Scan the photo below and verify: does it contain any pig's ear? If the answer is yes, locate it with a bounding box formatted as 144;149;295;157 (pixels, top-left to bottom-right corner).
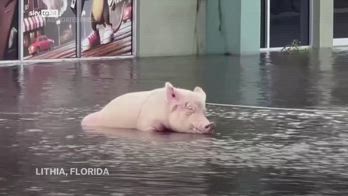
165;82;180;102
194;86;206;101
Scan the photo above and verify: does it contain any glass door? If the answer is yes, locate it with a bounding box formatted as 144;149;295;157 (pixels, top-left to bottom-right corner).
261;0;310;49
333;0;348;46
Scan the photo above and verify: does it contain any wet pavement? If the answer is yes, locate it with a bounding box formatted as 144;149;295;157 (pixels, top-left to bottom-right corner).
1;49;348;195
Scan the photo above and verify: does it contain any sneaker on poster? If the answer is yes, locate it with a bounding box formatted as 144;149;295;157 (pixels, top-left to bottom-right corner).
100;25;114;45
82;31;100;51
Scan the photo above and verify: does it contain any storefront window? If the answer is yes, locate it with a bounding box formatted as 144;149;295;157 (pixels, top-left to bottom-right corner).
261;0;309;48
23;0;77;60
81;0;133;57
0;0;134;62
334;0;348;38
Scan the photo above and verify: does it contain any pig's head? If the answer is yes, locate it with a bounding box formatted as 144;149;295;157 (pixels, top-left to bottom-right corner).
165;82;214;134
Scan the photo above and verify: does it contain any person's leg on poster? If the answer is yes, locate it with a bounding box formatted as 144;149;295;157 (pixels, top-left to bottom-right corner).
82;0;114;51
100;0;113;44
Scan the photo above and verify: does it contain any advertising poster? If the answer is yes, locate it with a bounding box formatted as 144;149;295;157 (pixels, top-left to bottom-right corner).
23;0;77;60
0;0;19;60
81;0;133;57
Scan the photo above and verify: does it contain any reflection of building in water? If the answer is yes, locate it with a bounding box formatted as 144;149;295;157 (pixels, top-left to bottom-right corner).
0;67;20;111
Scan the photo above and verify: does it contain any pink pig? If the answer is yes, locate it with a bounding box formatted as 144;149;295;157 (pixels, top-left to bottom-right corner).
81;82;214;134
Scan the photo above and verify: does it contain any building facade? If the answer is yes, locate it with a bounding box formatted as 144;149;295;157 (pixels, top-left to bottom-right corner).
206;0;348;55
136;0;347;57
0;0;347;62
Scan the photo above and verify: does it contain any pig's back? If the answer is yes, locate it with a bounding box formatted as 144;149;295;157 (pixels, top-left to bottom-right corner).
97;91;152;128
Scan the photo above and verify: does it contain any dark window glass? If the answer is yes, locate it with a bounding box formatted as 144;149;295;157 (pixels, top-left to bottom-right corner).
334;0;348;38
270;0;309;47
260;0;266;48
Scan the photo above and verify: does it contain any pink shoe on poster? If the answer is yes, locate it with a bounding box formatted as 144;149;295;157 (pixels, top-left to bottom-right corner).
100;25;114;45
82;31;100;51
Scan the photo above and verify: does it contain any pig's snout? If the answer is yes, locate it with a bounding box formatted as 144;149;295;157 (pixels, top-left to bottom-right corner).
200;122;215;133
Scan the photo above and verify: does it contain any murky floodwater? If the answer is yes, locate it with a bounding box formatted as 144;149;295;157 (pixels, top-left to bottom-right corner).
1;50;348;195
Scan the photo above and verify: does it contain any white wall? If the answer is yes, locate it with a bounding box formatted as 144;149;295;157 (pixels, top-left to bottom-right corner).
136;0;205;57
312;0;333;48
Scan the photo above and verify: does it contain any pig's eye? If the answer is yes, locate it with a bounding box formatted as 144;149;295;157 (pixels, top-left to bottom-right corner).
184;102;194;111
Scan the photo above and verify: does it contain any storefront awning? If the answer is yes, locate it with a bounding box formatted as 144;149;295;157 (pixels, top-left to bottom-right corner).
23;15;45;32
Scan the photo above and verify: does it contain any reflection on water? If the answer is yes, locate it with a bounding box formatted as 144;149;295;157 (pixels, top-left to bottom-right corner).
1;105;348;195
1;49;348;195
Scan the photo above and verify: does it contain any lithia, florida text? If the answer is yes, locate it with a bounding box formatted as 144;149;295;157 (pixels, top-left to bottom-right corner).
35;168;110;176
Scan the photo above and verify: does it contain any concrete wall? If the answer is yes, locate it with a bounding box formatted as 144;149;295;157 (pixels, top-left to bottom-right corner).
136;0;206;57
312;0;334;48
206;0;260;55
206;0;240;54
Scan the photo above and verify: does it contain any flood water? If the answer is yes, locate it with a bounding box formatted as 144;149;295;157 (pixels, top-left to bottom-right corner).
1;49;348;195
